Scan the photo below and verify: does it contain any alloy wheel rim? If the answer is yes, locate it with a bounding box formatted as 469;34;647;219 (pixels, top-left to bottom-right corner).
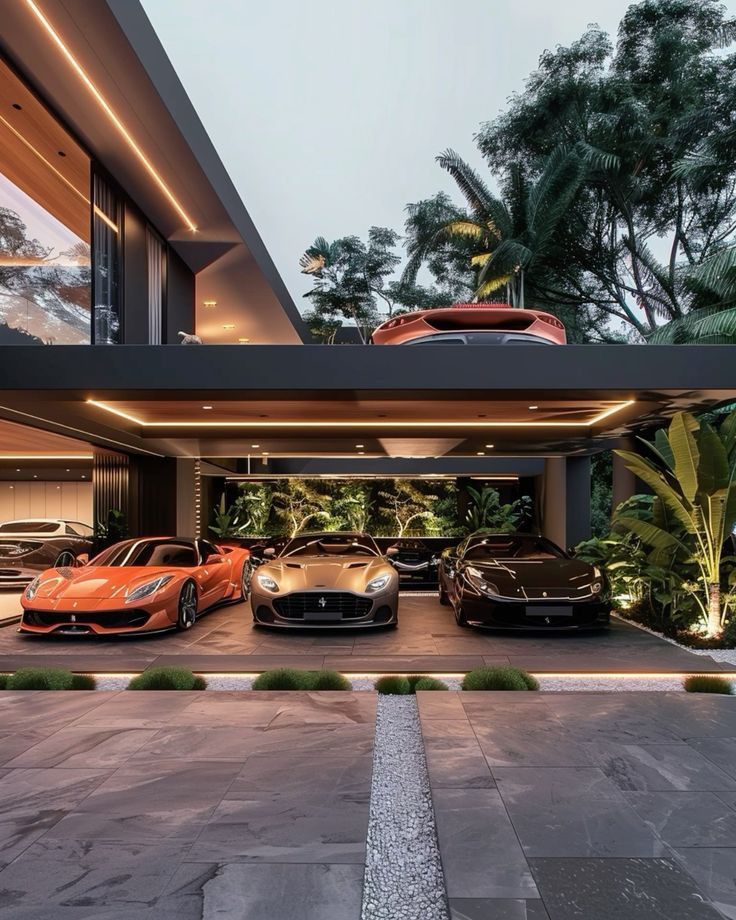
241;562;253;599
180;582;197;627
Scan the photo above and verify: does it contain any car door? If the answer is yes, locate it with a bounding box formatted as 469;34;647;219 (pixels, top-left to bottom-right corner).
196;540;233;606
440;545;461;601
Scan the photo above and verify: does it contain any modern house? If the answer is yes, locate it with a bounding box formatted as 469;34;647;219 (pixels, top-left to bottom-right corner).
0;0;734;548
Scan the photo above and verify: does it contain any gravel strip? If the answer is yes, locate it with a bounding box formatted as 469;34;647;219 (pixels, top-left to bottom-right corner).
613;613;736;667
361;695;449;920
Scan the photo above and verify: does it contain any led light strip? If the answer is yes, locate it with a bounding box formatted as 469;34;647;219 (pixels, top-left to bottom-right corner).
85;399;637;429
0;454;92;460
25;0;197;232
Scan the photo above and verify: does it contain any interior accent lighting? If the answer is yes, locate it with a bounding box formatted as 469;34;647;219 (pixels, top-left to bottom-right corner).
85;399;637;429
25;0;197;231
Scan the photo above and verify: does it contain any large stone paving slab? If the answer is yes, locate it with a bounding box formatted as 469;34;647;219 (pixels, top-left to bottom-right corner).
419;691;736;917
0;690;375;919
0;595;728;673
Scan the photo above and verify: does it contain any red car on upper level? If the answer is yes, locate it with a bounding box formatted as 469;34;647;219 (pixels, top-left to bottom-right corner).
371;303;566;346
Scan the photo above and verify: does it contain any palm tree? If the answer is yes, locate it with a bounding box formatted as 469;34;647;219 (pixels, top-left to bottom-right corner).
649;248;736;344
615;410;736;636
403;146;587;307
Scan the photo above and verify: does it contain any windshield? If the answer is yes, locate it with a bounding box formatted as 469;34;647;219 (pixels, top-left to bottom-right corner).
282;534;379;558
0;521;60;534
90;540;198;567
464;535;564;561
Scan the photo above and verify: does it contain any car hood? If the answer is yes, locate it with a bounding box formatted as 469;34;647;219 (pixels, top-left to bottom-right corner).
463;557;599;589
30;566;181;601
260;555;392;592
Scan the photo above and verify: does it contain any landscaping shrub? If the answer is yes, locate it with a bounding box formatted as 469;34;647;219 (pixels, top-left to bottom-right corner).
252;668;311;690
462;666;537;692
5;667;96;690
252;668;352;690
683;675;734;695
307;670;352;690
0;674;8;690
71;674;97;690
127;667;206;691
413;677;449;691
374;675;412;695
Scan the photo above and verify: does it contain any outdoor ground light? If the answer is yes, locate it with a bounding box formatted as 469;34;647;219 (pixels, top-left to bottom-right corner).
257;573;279;592
125;575;174;604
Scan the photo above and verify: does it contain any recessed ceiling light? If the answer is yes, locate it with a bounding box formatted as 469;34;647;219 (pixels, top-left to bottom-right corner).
203;300;217;308
238;338;250;343
476;451;485;456
358;451;365;455
355;444;364;448
222;324;235;330
81;475;86;479
528;405;539;410
202;405;213;410
66;468;70;472
15;468;20;472
262;451;269;455
485;444;494;449
33;474;37;478
251;444;260;449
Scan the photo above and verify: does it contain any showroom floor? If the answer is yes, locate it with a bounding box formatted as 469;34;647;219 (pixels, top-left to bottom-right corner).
1;689;736;918
0;594;728;675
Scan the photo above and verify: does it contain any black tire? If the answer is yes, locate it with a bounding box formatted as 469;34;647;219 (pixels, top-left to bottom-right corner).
240;560;254;601
54;550;76;568
176;580;198;631
454;600;469;628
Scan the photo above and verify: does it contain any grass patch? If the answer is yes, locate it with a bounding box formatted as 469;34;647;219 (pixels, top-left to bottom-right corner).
252;668;352;691
374;675;412;695
683;674;734;694
462;666;538;692
413;677;449;691
127;667;206;691
5;667;97;690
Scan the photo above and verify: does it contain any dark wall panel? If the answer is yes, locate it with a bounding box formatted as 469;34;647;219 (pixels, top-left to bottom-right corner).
93;449;130;535
166;249;195;343
130;457;177;536
122;203;148;344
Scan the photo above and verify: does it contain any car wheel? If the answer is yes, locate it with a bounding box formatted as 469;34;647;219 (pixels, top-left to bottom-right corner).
54;550;76;567
240;560;254;601
176;580;198;630
454;600;469;627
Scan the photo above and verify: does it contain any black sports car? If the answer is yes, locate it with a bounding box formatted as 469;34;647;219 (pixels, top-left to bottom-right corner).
439;532;609;630
386;538;439;584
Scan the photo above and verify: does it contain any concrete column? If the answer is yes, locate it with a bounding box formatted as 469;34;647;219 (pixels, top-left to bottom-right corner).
566;456;591;547
542;457;567;548
176;458;198;537
612;436;637;516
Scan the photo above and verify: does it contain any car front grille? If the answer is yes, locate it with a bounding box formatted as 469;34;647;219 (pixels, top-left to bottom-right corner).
22;610;151;629
273;592;373;620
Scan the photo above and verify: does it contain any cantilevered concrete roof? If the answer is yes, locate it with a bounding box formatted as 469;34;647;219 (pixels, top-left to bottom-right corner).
0;0;307;344
0;344;732;463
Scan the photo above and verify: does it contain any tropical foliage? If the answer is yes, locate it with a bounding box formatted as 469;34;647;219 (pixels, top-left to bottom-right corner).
301;0;736;344
208;478;530;539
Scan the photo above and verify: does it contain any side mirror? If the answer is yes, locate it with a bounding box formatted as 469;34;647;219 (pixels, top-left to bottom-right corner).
386;547;399;558
263;547;277;558
75;553;89;567
206;553;226;565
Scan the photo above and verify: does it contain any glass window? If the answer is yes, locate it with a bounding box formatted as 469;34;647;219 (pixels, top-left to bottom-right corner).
91;539;197;567
0;521;61;534
282;533;379;557
92;173;121;344
464;535;564;560
0;58;91;344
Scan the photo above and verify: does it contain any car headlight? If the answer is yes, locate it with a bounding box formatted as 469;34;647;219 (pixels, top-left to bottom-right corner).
366;574;390;593
466;566;500;596
257;573;280;593
125;575;174;604
591;581;603;594
25;576;41;600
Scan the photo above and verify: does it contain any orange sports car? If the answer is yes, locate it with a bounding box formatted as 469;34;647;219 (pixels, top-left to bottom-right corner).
371;303;566;346
19;537;253;637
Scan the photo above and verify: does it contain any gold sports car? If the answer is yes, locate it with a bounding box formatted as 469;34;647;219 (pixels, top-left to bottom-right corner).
251;532;399;628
